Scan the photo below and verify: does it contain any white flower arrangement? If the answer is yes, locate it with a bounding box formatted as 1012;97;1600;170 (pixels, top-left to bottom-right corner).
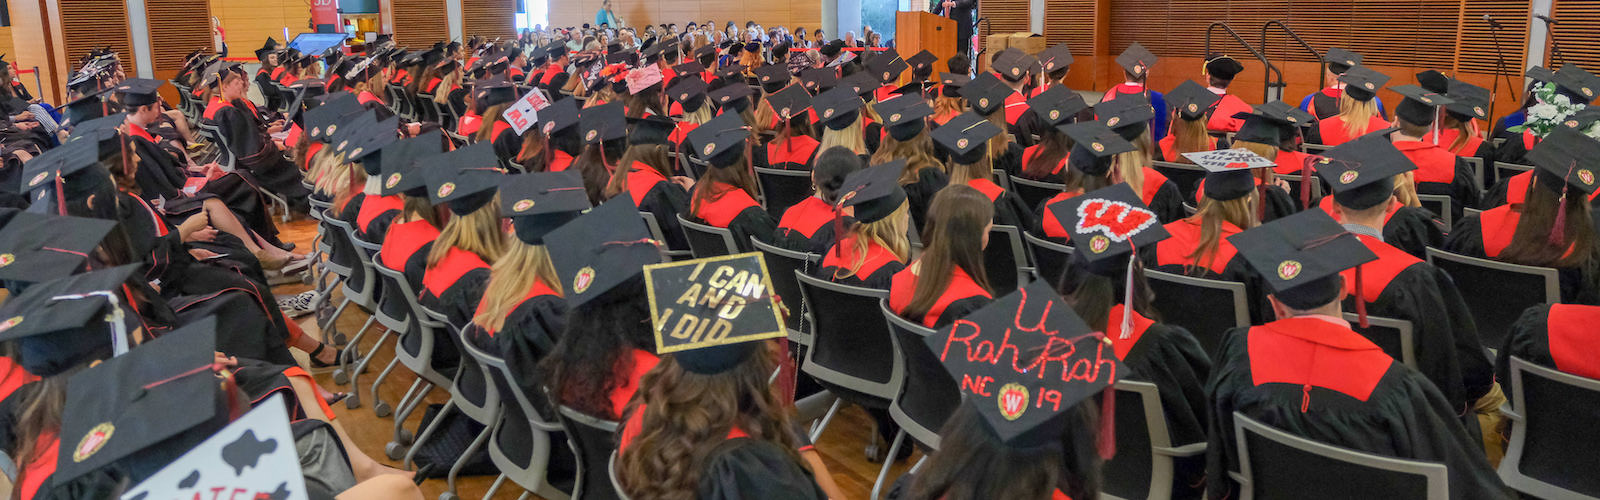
1513;82;1589;139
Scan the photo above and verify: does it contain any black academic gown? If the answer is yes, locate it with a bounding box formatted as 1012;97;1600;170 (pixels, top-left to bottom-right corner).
696;439;828;500
1444;206;1600;305
1409;158;1481;225
332;194;368;294
687;182;778;251
206;99;309;199
1317;198;1444;260
966;177;1033;230
125;126;278;243
465;282;567;400
1495;303;1600;403
903;167;948;233
1138;170;1189;224
815;237;905;290
888;266;993;328
1492;130;1536;166
761;135;820;171
1144;218;1273;325
420;248;492;332
772;196;841;255
623;164;692;252
1106;306;1211;500
1204;318;1515;500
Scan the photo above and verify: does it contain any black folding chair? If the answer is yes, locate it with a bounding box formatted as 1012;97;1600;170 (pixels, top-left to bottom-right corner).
983;225;1031;293
1152;160;1207;203
751;237;819;345
556;406;625;500
1145;269;1251;359
1346;313;1416;369
1231;413;1449;500
795;273;901;444
754;166;815;219
1500;356;1600;499
1425;248;1559;350
1023;231;1073;287
675;214;741;257
1008;175;1065;212
878;300;958;499
1102;380;1207;500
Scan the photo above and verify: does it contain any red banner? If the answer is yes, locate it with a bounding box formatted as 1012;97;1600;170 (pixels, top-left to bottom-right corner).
310;0;340;30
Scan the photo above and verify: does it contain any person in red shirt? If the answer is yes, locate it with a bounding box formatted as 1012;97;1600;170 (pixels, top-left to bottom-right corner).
1202;55;1251;134
1102;42;1168;139
1030;122;1135;243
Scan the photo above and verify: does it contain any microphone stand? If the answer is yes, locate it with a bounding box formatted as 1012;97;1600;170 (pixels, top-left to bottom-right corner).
1486;17;1516;127
1542;17;1567;68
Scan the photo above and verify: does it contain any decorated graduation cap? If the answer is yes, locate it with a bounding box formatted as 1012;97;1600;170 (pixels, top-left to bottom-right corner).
1203;54;1244;81
667;77;710;113
1389;84;1454;127
579;101;627;144
753;64;791;93
1165;80;1221;121
1228;209;1378;315
500;170;591;245
120;394;308;500
1444;79;1491;121
375;131;445;196
1060;121;1134;177
1184;147;1278;202
0;212;116;284
0;264;138;378
960;72;1012;115
546;196;663;307
644;252;785;374
940;72;970;98
112;78;163;107
1550;64;1600;104
708;82;755;113
424;144;504;215
1336;66;1389;102
877;94;935;141
1323;47;1362;74
1049;183;1169;265
475;75;519;108
1037;44;1074;76
687;111;752;169
927;280;1123;454
1314;134;1416;210
800;68;838;93
1027;87;1087;127
908;50;939;77
766;84;813;122
837;159;909;224
1096;95;1155;140
813;85;866;130
931;111;1002;165
865;48;909;84
304;92;363;142
1116;42;1158;78
54;317;233;488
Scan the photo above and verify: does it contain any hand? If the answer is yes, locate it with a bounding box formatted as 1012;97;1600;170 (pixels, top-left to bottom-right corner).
11;150;31;162
178;212;209;239
407;122;422;136
13;111;33;121
671;175;696;190
212;351;238;369
267;123;284;134
188;226;219;243
1273;178;1292;191
189;248;222;260
204;162;225;180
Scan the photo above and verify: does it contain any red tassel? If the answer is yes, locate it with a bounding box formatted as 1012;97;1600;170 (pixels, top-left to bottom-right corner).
1255;183;1269;221
1551;161;1575;246
1300;156;1317;209
1355;265;1369;328
1098;384;1116;459
777;339;798;406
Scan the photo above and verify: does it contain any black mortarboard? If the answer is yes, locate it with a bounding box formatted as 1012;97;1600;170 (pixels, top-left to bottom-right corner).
753;64;791;93
1026;87;1087;127
475;76;519;107
1228;210;1377;309
537;98;581;136
62;87;112;122
865;48;909;84
501;170;591;244
0;213;114;284
673;61;706;78
1416;70;1449;94
304;92;363;141
992;48;1038;83
112;78;163;107
960;72;1011;115
931;111;1001;165
1096;95;1155;140
908;50;939;76
376;131;445;196
840;72;880;99
628;115;677;146
284;79;328;124
0;264;137;376
820;40;846;59
1524;126;1600;196
579;101;627;144
644;252;785;374
708;83;755;113
1444;79;1490;121
813;86;865;130
1526;66;1555;84
548;44;569;59
546;196;662;307
21;139;101;196
1563;106;1600;131
714;64;747;81
1049;183;1169;263
1551;64;1600;103
687;111;751;168
1164;80;1220;121
1204;54;1244;81
766;84;814;121
1037;44;1074;75
1116;42;1158;78
424;144;504;214
1060;121;1134;177
328;111;378;156
694;44;717;61
940;72;970;98
1390;84;1454;126
1231;101;1303;145
877;94;935;141
1324;48;1361;74
1315;134;1416;210
800;68;838;93
1183;148;1279;202
667;78;710;113
55;317;229;486
345;116;401;174
1337;66;1388;102
838;160;909;223
928;280;1122;448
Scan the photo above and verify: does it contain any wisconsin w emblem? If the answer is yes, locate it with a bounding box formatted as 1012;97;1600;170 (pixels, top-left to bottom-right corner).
1074;199;1158;242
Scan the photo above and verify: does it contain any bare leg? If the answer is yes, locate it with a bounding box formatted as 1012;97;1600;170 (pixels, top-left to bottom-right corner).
334;474;423;500
801;448;846;500
200;198;302;261
164;109;199;144
288;376;416;482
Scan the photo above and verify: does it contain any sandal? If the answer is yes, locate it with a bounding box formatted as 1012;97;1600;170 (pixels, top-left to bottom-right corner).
309;343;342;369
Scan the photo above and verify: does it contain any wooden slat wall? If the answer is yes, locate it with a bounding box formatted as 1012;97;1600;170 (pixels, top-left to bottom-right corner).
146;0;213;74
1455;0;1530;74
60;0;136;74
549;0;821;34
1042;0;1094;55
1549;0;1600;73
463;0;517;40
392;0;451;46
978;0;1028;65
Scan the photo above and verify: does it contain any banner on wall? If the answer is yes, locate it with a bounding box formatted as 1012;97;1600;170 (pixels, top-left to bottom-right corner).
311;0;340;31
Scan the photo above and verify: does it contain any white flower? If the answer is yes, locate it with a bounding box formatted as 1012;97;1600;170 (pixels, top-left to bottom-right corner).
1529;102;1561;120
1552;92;1573;108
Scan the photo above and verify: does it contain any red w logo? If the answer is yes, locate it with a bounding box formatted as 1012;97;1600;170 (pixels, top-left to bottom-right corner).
997;383;1030;421
1075;199;1157;242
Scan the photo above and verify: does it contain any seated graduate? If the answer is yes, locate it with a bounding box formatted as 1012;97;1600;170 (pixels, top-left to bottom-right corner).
1159;80;1223;167
906;282;1112;500
1102;42;1168;140
1144;148;1266;283
813;85;871;163
1096;95;1186;223
889;185;995;328
469;75;524;164
1315;139;1497;422
933;111;1034;230
1026;44;1073;100
1206;209;1514;500
1482;109;1600;213
667;76;713;145
774;146;860;254
749;63;794;130
1202;55;1251;134
1496;303;1600;402
958;73;1025;177
1312;138;1445;260
931;73;969;127
816;160;911;289
987;49;1037;138
572;102;628;204
607;114;693;251
758;85;821;171
871;93;949;232
1309;66;1390;147
616;254;829;500
540;197;665;421
1031;122;1135;243
419;147;505;331
354;131;445;245
1435;77;1495;160
467;171;588;402
682;110;778;249
343;55;396;122
1445;126;1600;305
198;61;308;202
1493;65;1600;165
1017;88;1088;183
1229;101;1315;178
1189;116;1297;222
529;98;583;173
1299;48;1383;120
1387;85;1480;223
1051;183;1212;498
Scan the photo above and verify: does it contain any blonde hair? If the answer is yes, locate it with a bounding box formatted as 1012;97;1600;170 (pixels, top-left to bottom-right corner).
1337;94;1380;138
1113;150;1147;197
427;196;507;267
1392;172;1421;208
834;201;911;279
472;241;562;332
752;98;777;134
306;146;345;194
1170;115;1211;163
682;104;713;126
984;110;1011;162
871;133;944;185
934;95;965;120
476;103;512;142
434;69;461;105
1234;140;1278;160
819;116;868;156
1183;194;1256;276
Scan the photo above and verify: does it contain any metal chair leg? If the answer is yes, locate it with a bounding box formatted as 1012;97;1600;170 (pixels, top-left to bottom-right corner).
481;474;507;500
402;399;456;469
344;328;392;409
870;430;907;500
808;398;844;442
445;409;498;496
371;356;402;418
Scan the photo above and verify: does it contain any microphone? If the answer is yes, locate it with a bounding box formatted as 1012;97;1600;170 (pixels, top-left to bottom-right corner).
1482;14;1502;29
1536;14;1559;25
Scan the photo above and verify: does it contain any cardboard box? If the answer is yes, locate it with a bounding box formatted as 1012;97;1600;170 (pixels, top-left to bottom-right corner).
1008;32;1046;55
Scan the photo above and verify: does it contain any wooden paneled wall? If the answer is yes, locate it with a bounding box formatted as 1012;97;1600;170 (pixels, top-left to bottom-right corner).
147;0;213;104
1548;0;1600;73
392;0;450;46
61;0;136;75
209;0;313;55
463;0;517;40
549;0;821;34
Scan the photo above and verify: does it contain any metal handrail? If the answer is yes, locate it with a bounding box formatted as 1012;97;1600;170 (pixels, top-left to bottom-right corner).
1261;20;1323;102
1204;22;1282;103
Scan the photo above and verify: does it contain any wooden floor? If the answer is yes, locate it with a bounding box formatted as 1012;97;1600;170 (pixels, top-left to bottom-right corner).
276;219;922;500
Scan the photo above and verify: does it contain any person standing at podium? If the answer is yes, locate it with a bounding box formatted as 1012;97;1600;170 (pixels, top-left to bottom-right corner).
930;0;976;57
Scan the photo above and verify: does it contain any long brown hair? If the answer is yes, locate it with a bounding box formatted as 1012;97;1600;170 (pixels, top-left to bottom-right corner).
401;193;441;227
618;345;805;500
834;201;911;279
13;376;67;488
907;402;1100;500
904;185;993;321
1501;175;1600;273
1182;194;1256;276
1441;113;1475;153
427;196;506;267
605;144;673;199
871;130;944;185
690;152;758;216
472;241;562;332
1169;115;1210;164
475;102;513;142
1022;127;1070;179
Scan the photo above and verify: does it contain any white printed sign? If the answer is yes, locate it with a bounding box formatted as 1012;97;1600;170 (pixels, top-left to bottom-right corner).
1180;148;1277;171
121;396;308;500
503;87;552;135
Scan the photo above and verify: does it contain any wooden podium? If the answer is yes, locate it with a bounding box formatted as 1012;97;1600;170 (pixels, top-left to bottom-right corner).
895;11;956;86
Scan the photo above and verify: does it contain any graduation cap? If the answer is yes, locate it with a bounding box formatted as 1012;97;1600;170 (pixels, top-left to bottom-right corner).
1523;126;1600;200
927;280;1123;453
119;394;308;500
1315;135;1416;210
1026;87;1087;127
1336;66;1388;102
673;61;706;78
304;92;362;142
628;115;676;146
819;39;846;59
0;264;138;377
62;87;112;122
714;64;747;81
940;72;970;98
328;111;379;156
800;68;838;93
839;72;880;100
931;111;1001;165
1415;70;1449;95
837;159;909;223
667;78;710;113
1204;54;1244;81
1096;95;1155;140
908;50;939;76
753;64;791;93
766;84;814;121
642;39;676;61
694;44;717;61
344;116;401;174
112;78;163;107
643;252;785;373
687;111;752;168
960;72;1012;116
255;37;279;60
708;83;755;113
1562;106;1600;131
1115;42;1158;78
991;48;1038;83
1390;84;1453;127
877;94;935;141
1228;209;1378;312
813;86;865;130
1049;183;1169;262
1164;80;1220;121
1550;64;1600;103
538;98;581;136
424;144;504;215
20;139;104;202
865;48;908;84
1060;121;1134;177
500;170;591;244
1183;148;1278;202
54;316;231;487
375;131;445;196
1444;79;1491;121
0;212;116;284
1231;105;1293;145
545;196;662;307
475;76;519;108
579;101;627;144
1037;44;1074;76
1526;66;1555;84
1323;47;1362;74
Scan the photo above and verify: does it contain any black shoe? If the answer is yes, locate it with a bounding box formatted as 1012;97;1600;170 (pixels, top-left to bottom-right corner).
276;241;296;252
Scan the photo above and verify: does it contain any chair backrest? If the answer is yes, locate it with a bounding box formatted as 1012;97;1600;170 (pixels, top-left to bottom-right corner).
1145;269;1251;359
1501;356;1600;499
1008;175;1065;212
1463;207;1483;218
1233;413;1449;500
363;248;412;334
879;300;954;451
1460;156;1485;193
1277;173;1323;206
753;166;815;219
983;225;1031;293
1023;231;1073;287
1101;380;1192;500
1302;143;1332;154
675;213;741;257
372;252;450;384
1492;161;1533;186
1415;194;1454;228
1151;160;1207;203
1424;248;1559;349
1345;313;1416;369
457;328;566;496
750;237;818;342
795;272;900;403
639;212;692;259
990;169;1015;193
194;122;236;169
557;406;625;500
